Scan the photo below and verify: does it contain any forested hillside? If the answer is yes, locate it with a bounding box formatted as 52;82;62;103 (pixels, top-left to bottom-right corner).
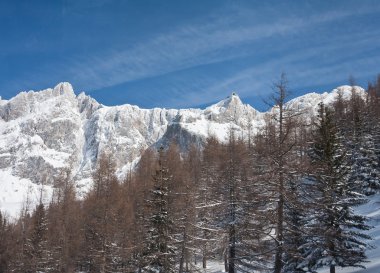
0;75;380;273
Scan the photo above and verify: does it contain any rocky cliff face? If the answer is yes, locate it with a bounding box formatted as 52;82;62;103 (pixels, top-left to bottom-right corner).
0;83;366;216
0;83;84;186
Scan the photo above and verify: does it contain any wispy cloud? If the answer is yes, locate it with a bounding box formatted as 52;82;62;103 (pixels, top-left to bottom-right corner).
67;19;298;91
72;5;380;91
5;2;380;107
164;27;380;108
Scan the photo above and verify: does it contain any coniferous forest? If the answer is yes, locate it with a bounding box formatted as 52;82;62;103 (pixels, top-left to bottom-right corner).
1;75;380;273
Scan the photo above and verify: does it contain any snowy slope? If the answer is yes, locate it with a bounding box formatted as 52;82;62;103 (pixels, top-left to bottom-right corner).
0;169;53;220
285;85;364;115
0;83;366;217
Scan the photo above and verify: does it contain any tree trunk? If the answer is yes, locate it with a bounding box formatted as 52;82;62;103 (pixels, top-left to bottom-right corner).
224;250;228;272
179;228;186;273
228;225;236;273
274;77;285;273
330;265;335;273
202;231;207;269
274;176;284;273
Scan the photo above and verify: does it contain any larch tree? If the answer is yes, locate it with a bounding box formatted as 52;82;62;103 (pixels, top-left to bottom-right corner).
196;137;223;269
220;130;269;273
218;131;247;273
82;152;120;273
176;144;200;273
263;73;302;273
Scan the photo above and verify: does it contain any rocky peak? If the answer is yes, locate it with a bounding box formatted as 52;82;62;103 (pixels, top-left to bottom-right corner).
219;92;243;109
228;91;242;102
52;82;75;97
204;92;258;125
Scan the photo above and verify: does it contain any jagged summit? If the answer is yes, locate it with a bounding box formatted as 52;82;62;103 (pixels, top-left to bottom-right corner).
53;82;75;96
208;91;243;110
225;92;243;108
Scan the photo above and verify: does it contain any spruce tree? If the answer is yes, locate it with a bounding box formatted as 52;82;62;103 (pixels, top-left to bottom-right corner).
301;103;371;273
17;203;51;273
342;85;380;195
142;147;176;273
282;178;309;273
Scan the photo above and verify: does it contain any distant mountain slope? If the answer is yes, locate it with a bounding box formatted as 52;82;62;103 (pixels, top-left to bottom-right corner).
0;83;366;217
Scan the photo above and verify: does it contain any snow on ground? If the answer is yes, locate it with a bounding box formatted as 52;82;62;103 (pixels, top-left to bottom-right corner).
194;260;226;273
203;194;380;273
0;169;53;220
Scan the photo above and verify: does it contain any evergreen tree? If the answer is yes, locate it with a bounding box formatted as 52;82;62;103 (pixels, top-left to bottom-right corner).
15;203;52;273
342;85;380;195
301;103;371;273
282;177;309;273
349;131;380;195
142;147;176;273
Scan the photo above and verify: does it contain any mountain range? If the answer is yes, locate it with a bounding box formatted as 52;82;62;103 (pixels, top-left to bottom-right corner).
0;82;364;217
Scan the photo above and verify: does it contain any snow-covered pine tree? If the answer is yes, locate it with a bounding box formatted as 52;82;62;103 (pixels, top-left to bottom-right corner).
282;177;309;273
367;76;380;162
349;130;380;195
301;103;371;273
359;82;380;194
141;147;176;273
27;203;51;273
341;85;380;195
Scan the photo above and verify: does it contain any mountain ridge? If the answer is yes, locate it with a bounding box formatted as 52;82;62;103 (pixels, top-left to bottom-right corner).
0;82;367;217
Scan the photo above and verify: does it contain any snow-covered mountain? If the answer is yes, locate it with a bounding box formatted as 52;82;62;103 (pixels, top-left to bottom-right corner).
0;83;365;217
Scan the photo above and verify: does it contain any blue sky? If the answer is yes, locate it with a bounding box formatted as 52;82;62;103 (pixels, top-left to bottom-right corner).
1;0;380;111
